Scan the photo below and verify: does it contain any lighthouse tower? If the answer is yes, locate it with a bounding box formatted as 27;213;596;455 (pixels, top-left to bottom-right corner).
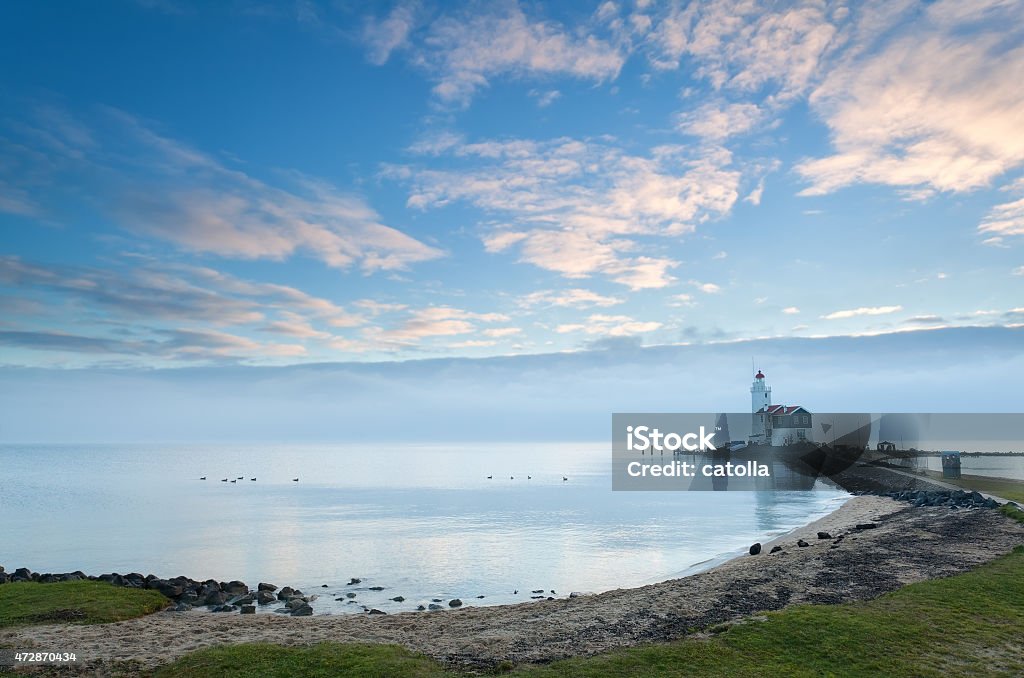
750;370;771;442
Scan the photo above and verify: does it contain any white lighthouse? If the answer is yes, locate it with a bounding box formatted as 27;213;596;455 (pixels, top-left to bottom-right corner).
750;370;771;443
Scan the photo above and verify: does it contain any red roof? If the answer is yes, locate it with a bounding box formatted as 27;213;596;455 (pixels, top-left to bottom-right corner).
757;405;809;415
755;370;765;379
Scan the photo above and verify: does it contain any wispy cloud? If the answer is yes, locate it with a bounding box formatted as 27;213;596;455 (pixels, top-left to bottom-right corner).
978;196;1024;239
555;313;662;337
362;1;419;65
822;305;903;320
519;288;624;309
782;306;800;315
690;280;721;294
528;88;562;108
394;136;742;289
7;107;444;273
646;0;837;101
676;101;764;141
366;3;626;107
377;306;509;343
796;0;1024;197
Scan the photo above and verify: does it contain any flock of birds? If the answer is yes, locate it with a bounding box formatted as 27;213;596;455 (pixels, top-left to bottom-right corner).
487;475;569;481
199;476;299;482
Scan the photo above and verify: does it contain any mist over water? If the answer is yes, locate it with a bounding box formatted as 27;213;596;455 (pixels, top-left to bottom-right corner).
1;443;848;614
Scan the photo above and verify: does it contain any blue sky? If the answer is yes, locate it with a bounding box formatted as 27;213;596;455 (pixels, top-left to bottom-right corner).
1;0;1023;370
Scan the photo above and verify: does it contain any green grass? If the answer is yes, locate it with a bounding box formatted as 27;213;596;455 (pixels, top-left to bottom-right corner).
153;545;1024;678
516;548;1024;677
920;469;1024;504
1001;503;1024;524
151;642;448;678
0;580;169;627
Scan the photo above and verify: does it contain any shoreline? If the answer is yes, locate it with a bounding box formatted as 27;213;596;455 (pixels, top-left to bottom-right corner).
4;492;1022;673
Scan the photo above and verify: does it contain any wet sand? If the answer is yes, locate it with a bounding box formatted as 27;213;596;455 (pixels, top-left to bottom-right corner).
4;495;1023;674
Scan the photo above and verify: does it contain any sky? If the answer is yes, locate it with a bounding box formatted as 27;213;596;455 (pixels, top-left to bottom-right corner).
0;1;1023;440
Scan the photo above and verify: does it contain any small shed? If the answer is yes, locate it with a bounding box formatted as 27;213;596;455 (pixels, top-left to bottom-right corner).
941;451;961;479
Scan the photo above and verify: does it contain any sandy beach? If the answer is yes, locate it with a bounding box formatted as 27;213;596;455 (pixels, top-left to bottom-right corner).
4;494;1023;675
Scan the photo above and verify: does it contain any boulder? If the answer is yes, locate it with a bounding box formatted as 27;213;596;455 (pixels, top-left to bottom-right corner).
151;580;184;599
257;582;277;592
417;605;426;611
368;586;385;591
257;591;277;605
277;587;295;600
391;596;405;602
347;578;361;585
449;599;463;608
205;591;228;606
797;539;809;548
290;603;314;616
172;603;192;612
346;592;357;599
817;532;832;540
770;546;783;554
224;580;249;595
240;605;256;614
748;543;762;555
368;609;387;615
428;604;443;610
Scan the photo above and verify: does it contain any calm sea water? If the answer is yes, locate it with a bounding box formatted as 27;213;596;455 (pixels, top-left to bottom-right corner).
917;454;1024;481
0;443;851;614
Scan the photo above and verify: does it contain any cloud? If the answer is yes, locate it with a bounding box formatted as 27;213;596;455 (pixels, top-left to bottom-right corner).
903;315;945;324
676;101;763;141
528;89;562;108
796;0;1024;197
394;136;741;288
482;327;521;338
448;339;497;348
260;312;332;339
782;306;800;315
0;255;370;362
377;306;509;343
555;313;662;337
0;327;306;361
519;288;624;309
822;305;903;320
647;0;837;101
978;196;1024;239
378;3;626;107
363;2;419;65
690;280;721;294
1013;266;1024;276
6;107;444;273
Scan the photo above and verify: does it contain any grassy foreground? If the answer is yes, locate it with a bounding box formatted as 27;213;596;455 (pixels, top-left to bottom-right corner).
0;580;169;627
920;469;1024;504
155;543;1024;678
